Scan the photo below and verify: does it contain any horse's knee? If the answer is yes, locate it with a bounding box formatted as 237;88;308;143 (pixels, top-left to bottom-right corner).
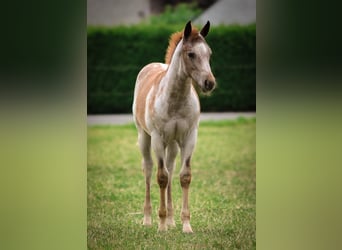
159;208;167;218
157;172;168;188
180;171;192;188
157;159;168;188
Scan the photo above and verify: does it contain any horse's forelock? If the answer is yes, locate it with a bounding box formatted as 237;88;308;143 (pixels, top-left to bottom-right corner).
165;28;200;65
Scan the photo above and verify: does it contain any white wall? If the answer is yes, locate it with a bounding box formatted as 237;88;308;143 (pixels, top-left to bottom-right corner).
87;0;150;26
195;0;256;26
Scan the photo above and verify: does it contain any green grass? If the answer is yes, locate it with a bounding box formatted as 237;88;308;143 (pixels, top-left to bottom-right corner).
88;118;256;249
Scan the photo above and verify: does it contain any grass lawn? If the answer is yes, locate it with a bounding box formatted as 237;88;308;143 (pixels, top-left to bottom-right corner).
88;118;256;249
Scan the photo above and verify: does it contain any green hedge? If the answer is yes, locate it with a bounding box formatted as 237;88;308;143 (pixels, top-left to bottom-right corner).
88;24;255;113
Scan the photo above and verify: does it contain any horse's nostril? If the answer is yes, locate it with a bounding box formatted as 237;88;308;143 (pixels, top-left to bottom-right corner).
204;80;214;91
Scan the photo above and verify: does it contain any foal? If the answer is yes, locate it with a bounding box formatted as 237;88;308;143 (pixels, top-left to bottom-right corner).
132;21;216;233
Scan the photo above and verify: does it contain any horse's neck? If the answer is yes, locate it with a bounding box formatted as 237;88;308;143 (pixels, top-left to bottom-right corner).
162;41;191;100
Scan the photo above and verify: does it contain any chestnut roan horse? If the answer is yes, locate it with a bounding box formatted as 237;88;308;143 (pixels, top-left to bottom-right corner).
132;21;216;233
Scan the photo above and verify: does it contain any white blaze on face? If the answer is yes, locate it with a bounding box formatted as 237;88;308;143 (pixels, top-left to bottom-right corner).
195;42;210;57
191;41;213;88
195;42;212;71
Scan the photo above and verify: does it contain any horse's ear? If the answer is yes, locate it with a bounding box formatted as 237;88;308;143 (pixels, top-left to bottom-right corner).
200;21;210;37
184;21;192;40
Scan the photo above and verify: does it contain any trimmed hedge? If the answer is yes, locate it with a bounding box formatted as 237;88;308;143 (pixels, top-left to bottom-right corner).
88;24;255;113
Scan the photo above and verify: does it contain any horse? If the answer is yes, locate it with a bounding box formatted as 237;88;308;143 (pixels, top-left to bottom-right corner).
132;20;216;233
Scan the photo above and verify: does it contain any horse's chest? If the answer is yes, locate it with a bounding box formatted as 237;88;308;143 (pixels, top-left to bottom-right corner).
162;119;191;142
148;88;199;142
149;105;198;143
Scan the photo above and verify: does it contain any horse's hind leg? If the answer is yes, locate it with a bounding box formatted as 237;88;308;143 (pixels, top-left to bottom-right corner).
138;128;153;226
165;141;179;227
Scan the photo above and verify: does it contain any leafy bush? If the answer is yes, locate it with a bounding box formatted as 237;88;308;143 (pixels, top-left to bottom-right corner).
87;24;255;113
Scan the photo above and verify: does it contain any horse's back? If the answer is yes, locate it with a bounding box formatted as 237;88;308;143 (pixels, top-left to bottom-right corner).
133;63;167;132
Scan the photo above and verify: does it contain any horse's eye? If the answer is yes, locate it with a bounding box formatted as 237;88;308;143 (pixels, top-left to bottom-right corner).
188;52;195;59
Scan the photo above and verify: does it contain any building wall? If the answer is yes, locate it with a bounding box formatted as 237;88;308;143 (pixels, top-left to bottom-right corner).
195;0;256;26
87;0;150;26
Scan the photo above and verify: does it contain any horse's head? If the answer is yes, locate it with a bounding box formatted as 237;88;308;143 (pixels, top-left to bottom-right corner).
182;21;216;94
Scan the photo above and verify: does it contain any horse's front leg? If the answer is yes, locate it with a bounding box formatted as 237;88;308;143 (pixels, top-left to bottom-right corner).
179;129;197;233
151;132;169;232
165;141;179;227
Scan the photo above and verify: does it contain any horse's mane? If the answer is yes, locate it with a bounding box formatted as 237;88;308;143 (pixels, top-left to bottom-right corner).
165;28;200;65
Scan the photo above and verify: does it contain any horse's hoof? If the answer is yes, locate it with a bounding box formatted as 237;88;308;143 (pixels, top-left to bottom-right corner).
166;218;176;227
182;223;193;233
158;224;168;232
143;217;152;226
